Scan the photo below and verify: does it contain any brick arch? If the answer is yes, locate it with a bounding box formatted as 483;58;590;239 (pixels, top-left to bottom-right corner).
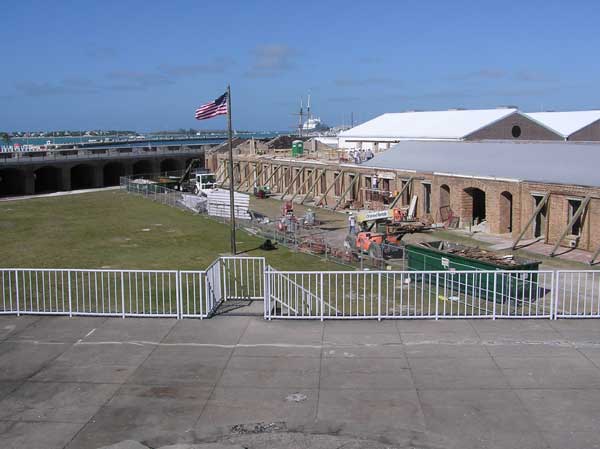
499;191;513;233
0;167;27;196
461;186;487;225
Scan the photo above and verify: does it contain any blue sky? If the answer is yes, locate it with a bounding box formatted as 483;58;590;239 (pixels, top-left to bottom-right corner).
2;0;600;132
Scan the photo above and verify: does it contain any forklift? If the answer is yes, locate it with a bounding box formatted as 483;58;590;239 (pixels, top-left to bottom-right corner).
344;208;430;260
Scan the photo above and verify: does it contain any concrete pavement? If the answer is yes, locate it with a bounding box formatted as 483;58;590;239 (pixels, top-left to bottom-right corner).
0;315;599;449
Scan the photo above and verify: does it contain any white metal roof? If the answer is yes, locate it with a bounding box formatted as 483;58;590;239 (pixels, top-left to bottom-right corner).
339;108;518;140
363;140;600;187
525;110;600;137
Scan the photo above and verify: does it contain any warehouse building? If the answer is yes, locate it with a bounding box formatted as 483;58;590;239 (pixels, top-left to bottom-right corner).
525;110;600;141
337;108;563;150
212;137;600;256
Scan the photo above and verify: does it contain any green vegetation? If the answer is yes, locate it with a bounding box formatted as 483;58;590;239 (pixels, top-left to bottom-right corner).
0;191;345;271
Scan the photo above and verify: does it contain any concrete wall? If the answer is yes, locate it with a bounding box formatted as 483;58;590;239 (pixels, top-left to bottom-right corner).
465;112;564;141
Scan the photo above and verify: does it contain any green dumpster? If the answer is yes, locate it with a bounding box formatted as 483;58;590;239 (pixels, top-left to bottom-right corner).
405;241;541;304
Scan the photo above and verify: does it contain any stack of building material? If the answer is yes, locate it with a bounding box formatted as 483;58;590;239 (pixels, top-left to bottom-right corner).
180;194;207;213
206;188;251;220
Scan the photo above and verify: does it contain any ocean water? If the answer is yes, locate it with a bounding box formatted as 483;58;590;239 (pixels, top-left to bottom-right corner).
1;131;283;152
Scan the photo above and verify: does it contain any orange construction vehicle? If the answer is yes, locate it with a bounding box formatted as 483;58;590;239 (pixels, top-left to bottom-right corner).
344;208;430;260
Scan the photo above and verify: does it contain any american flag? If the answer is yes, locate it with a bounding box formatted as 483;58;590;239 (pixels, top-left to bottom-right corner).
195;92;228;120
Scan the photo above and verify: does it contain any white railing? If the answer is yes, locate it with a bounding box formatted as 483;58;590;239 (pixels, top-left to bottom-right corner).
555;271;600;318
1;262;599;320
265;269;555;320
221;256;265;301
0;269;179;317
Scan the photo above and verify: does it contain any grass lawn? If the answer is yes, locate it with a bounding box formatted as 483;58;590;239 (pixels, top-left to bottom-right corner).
0;190;346;271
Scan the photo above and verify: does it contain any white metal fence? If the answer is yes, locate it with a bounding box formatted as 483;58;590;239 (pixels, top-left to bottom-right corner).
0;257;265;319
265;268;557;320
1;261;599;320
555;271;600;318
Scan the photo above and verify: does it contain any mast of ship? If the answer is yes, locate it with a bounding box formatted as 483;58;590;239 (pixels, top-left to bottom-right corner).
307;92;311;124
298;98;303;137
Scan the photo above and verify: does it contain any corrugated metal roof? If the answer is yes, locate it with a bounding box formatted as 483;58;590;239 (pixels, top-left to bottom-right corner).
526;110;600;137
339;108;518;140
363;140;600;187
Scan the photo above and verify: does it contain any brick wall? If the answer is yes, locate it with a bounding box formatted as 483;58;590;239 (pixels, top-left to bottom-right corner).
465;112;563;141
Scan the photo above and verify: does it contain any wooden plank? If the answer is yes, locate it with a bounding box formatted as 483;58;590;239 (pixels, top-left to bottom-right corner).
301;170;325;205
333;174;359;211
316;170;345;206
512;192;550;249
388;176;414;210
550;196;591;256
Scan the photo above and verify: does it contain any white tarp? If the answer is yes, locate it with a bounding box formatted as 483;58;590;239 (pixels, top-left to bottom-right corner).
181;194;207;213
206;189;251;220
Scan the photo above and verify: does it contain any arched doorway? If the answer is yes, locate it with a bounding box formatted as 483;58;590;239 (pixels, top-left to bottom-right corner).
71;164;96;190
132;160;154;176
160;159;180;174
439;184;451;221
463;187;486;225
499;191;513;233
34;166;62;193
0;168;26;196
103;162;125;186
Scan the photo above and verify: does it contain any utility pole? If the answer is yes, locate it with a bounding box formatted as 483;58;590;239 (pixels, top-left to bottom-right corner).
226;85;237;255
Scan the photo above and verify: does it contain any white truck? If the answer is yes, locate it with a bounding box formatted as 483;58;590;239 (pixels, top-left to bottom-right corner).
191;172;217;195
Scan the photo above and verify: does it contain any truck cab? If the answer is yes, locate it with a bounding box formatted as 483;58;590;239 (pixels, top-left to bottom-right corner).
192;172;216;195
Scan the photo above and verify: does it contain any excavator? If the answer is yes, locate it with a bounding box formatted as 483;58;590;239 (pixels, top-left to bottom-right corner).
174;159;217;195
344;208;430;260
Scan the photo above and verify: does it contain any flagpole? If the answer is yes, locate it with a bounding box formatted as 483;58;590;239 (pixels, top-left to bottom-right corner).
226;84;237;255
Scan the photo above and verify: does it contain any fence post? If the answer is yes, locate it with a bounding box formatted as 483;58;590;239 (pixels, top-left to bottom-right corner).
552;271;558;320
492;272;497;320
15;271;20;317
263;266;269;319
377;272;382;321
67;270;72;317
320;273;324;321
435;273;439;320
176;271;181;320
121;272;126;319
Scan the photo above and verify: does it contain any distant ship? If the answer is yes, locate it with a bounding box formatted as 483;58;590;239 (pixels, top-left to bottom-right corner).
302;117;330;133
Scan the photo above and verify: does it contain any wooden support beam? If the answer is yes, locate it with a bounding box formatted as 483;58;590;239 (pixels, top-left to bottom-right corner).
281;167;305;198
388;176;414;210
262;165;281;190
316;170;345;206
301;169;325;205
289;170;314;203
333;174;359;211
550;196;591;256
214;163;226;184
512;192;550;249
244;163;265;193
239;162;254;191
215;162;227;184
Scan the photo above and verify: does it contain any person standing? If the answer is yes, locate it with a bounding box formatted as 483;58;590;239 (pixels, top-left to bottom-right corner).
349;212;357;234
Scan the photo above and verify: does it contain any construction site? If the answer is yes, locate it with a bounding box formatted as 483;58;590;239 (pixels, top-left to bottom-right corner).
192;108;600;267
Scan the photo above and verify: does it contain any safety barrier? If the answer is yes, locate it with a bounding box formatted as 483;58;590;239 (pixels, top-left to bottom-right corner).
1;261;599;320
0;257;265;319
555;271;600;318
265;268;556;320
